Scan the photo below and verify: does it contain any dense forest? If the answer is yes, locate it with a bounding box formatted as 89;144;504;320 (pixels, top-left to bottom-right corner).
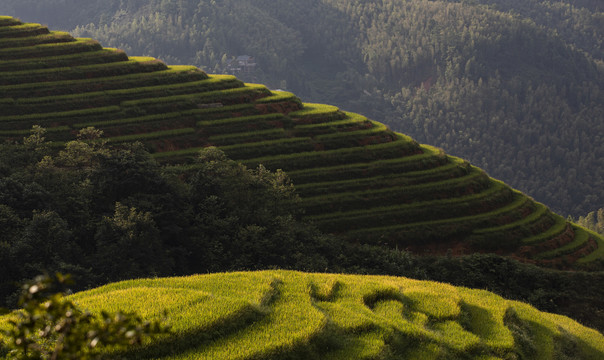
0;0;602;217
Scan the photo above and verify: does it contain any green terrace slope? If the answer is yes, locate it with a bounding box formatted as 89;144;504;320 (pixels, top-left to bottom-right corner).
0;17;603;269
2;270;603;359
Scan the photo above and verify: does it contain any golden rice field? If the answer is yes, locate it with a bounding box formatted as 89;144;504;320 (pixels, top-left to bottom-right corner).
2;270;602;359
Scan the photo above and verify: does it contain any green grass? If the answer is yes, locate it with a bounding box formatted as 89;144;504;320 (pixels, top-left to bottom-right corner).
289;103;345;124
0;31;74;48
536;225;589;259
0;23;48;39
0;37;101;60
309;180;514;233
255;90;301;106
293;113;372;136
577;230;604;264
0;48;128;72
294;162;466;197
105;128;196;143
197;113;287;135
240;133;420;171
300;169;491;215
0;65;207;98
208;128;286;145
0;56;166;86
521;214;569;245
2;270;603;359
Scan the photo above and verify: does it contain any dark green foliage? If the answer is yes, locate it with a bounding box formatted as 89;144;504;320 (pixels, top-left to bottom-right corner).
0;129;329;305
0;273;167;359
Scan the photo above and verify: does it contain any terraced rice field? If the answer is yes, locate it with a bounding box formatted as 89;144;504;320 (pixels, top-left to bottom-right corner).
2;270;602;359
0;17;602;269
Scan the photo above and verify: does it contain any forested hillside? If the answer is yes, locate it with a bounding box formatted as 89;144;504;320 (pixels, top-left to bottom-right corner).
0;0;602;217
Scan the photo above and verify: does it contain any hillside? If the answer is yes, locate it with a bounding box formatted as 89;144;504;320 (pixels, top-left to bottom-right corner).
0;16;602;270
2;270;603;359
0;0;602;217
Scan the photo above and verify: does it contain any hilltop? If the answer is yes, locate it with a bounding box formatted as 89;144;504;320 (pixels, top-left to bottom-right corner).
0;0;602;216
2;270;603;359
0;16;602;271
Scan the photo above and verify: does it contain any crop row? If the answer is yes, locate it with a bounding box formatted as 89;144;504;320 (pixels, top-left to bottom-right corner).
0;23;49;39
0;56;167;85
0;38;101;60
289;103;345;124
255;90;301;106
343;193;533;247
0;17;21;27
208;128;286;146
536;225;588;259
300;170;491;216
293;113;371;137
0;31;74;48
0;125;70;136
309;180;514;233
0;65;207;98
520;215;569;245
0;48;128;71
4;75;243;115
314;120;395;149
72;102;259;130
286;145;446;184
294;162;470;197
105;128;196;144
468;206;562;250
577;230;604;263
198;113;288;135
241;133;421;171
121;84;271;113
0;105;123;130
153;137;315;162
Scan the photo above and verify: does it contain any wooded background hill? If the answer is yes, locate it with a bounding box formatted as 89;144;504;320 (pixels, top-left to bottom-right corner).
0;0;602;217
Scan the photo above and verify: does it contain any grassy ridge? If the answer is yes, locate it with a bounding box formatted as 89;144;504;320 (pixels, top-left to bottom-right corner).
2;270;602;359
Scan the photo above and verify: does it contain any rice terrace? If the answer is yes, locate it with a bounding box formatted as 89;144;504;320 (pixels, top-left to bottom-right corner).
0;13;603;359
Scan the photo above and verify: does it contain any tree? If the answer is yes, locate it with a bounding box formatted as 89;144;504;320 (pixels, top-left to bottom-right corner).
0;273;168;360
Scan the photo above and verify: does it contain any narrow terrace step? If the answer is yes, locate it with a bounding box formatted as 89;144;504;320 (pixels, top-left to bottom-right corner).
0;48;129;72
0;31;74;48
241;133;421;171
289;103;346;124
0;16;21;27
293;113;372;137
3;74;243;116
533;225;585;259
0;56;166;85
286;145;448;184
576;230;604;265
309;180;514;233
466;204;561;249
121;83;270;111
342;193;533;248
300;169;491;216
0;105;123;131
295;162;467;197
0;23;49;39
0;37;100;60
0;65;207;98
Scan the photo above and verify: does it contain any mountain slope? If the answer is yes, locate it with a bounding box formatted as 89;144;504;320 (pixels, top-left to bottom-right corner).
0;17;603;269
2;270;603;359
0;0;602;216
